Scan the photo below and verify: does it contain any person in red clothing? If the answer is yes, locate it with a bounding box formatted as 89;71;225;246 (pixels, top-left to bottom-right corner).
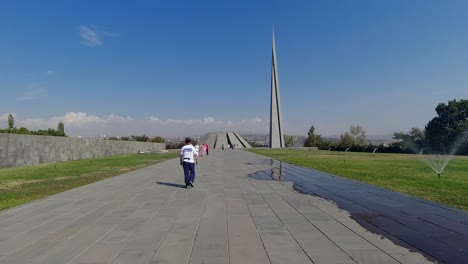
205;143;209;155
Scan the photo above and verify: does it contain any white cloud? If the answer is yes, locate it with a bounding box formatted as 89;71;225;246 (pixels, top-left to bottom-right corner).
203;117;216;124
18;118;48;128
106;114;133;122
16;83;46;101
79;25;102;47
61;112;107;127
15;112;130;130
0;113;15;123
166;118;196;125
239;117;269;133
149;116;163;124
149;116;226;127
1;112;270;137
244;117;264;124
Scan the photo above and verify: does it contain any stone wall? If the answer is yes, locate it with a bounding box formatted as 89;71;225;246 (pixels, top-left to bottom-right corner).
0;133;166;169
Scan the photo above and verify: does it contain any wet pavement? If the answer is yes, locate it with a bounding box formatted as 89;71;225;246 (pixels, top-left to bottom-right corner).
248;157;468;264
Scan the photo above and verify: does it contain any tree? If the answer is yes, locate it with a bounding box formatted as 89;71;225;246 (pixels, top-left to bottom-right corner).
131;134;149;142
303;125;315;147
393;127;425;151
14;127;30;134
425;99;468;153
7;114;14;130
246;140;266;147
0;117;66;137
57;121;65;136
339;132;354;147
284;135;294;147
151;136;166;143
339;125;366;147
166;141;185;149
304;125;323;147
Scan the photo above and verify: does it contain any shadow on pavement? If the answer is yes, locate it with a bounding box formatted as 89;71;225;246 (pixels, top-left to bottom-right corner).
156;182;186;189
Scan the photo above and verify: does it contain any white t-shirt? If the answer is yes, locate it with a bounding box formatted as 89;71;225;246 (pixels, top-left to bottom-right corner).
181;144;197;163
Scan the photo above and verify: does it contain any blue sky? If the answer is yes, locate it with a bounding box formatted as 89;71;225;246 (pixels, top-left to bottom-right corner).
1;0;468;138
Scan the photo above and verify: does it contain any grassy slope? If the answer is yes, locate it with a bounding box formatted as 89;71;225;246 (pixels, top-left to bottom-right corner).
0;151;179;211
248;149;468;210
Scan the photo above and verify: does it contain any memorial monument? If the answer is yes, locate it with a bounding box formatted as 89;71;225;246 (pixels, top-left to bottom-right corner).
269;29;285;148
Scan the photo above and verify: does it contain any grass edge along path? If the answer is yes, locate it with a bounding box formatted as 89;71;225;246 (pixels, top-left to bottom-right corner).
248;149;468;211
0;151;179;211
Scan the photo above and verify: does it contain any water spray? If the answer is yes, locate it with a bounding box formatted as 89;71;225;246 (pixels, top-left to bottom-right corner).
417;131;468;178
373;148;378;157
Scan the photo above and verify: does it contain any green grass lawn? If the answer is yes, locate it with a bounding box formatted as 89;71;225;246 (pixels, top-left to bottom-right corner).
0;151;179;211
248;149;468;210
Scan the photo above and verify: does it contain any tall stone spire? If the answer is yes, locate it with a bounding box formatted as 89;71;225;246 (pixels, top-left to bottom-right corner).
269;28;285;148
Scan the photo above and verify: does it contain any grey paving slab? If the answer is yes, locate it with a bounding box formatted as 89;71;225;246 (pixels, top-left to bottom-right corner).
0;191;136;264
148;191;206;264
109;192;185;264
225;192;270;264
71;187;179;264
259;187;355;264
243;192;313;264
188;191;229;264
32;200;143;264
1;149;463;263
0;192;118;257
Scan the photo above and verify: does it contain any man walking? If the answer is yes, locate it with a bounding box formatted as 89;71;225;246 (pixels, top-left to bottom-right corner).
180;137;198;189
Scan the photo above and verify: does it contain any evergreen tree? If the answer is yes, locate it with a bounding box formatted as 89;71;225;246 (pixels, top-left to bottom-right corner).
7;114;14;130
304;125;323;147
57;121;65;136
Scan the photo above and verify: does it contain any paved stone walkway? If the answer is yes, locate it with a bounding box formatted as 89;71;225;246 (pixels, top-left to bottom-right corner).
0;149;466;264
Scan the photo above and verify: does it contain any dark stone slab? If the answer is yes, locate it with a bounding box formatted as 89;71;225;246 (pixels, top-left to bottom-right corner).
248;158;468;264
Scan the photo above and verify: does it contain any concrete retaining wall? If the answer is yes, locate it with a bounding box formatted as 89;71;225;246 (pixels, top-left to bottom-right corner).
0;133;166;169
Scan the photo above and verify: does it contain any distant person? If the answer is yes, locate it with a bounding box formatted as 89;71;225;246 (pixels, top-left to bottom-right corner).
180;137;198;189
201;144;207;156
195;143;200;154
206;143;209;155
221;144;224;151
